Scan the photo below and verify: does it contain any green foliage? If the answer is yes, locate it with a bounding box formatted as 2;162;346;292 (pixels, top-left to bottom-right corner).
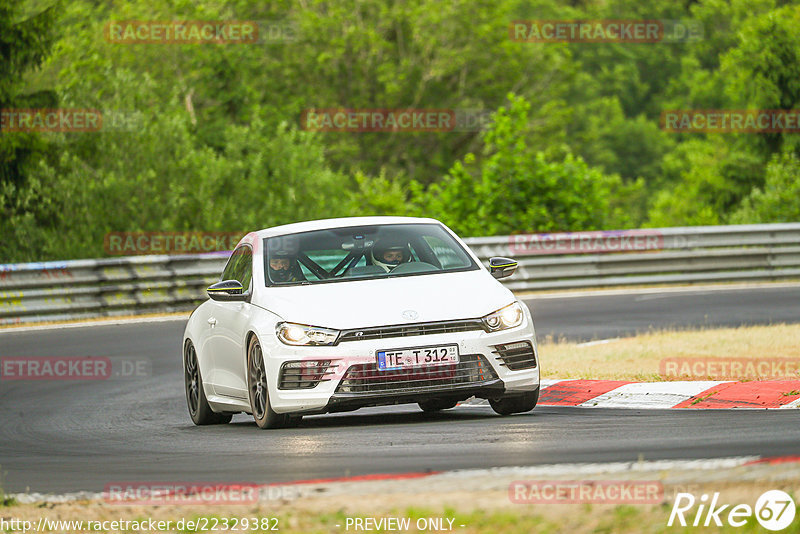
3;0;800;262
280;0;578;182
721;4;800;157
0;0;59;258
730;150;800;223
646;139;762;227
1;62;356;260
568;97;675;183
341;171;418;217
421;95;640;236
0;1;58;106
4;111;352;260
723;5;800;111
0;467;14;507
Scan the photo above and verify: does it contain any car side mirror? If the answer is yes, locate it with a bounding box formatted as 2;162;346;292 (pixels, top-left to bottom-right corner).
489;257;518;279
207;280;248;301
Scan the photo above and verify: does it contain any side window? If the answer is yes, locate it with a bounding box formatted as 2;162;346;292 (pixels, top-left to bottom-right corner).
221;246;252;289
221;251;240;281
238;248;253;290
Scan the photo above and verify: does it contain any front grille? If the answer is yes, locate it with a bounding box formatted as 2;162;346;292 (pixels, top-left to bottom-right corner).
338;319;486;343
492;341;537;371
279;360;335;389
335;354;497;395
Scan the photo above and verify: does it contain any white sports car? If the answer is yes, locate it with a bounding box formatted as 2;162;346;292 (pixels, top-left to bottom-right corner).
182;216;540;429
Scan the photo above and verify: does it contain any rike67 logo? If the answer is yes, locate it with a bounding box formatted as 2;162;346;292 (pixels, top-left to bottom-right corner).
669;490;796;531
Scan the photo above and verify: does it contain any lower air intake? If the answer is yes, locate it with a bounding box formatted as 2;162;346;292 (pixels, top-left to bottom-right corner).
492;341;537;371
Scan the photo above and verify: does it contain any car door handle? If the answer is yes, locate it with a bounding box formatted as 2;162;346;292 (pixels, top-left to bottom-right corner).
207;317;217;327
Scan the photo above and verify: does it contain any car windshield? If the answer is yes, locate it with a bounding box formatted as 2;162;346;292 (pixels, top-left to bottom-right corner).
264;223;477;285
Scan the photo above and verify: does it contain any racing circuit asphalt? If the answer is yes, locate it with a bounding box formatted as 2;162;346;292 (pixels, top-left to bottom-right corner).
1;285;799;493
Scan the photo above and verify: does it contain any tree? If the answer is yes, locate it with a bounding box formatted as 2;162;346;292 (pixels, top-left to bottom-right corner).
730;150;800;224
0;0;58;185
0;0;59;260
420;94;640;236
722;5;800;153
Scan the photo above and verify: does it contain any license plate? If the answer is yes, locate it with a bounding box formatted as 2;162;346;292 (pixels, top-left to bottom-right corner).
376;344;460;371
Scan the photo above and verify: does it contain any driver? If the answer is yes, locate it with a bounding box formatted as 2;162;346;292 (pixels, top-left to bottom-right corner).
268;251;305;283
370;239;413;272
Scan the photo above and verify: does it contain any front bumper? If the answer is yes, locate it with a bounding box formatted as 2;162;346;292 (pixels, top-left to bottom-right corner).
327;379;508;412
265;319;539;414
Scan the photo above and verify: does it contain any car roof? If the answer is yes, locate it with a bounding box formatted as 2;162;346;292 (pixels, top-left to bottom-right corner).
250;216;443;239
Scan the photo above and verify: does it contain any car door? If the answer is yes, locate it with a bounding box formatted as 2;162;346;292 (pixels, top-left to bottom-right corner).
205;245;253;399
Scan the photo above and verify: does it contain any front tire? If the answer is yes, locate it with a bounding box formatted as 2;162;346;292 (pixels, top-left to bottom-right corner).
184;341;232;425
247;336;290;429
489;388;539;416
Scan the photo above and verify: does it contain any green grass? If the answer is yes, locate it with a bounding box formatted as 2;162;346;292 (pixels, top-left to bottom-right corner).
0;488;17;507
3;494;799;533
0;467;16;507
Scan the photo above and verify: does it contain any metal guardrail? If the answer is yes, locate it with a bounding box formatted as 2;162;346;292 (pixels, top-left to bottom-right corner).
1;223;799;325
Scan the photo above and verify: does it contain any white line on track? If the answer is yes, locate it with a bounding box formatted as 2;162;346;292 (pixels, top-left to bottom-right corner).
779;396;800;409
436;456;760;479
577;381;729;409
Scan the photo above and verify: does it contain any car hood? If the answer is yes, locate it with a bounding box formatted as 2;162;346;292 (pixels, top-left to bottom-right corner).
254;269;514;329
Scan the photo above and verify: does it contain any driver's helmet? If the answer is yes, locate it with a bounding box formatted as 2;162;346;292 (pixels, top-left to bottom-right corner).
268;250;299;283
370;238;412;272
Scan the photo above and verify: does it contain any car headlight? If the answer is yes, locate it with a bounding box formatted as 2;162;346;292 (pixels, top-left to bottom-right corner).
276;322;340;346
482;302;524;332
